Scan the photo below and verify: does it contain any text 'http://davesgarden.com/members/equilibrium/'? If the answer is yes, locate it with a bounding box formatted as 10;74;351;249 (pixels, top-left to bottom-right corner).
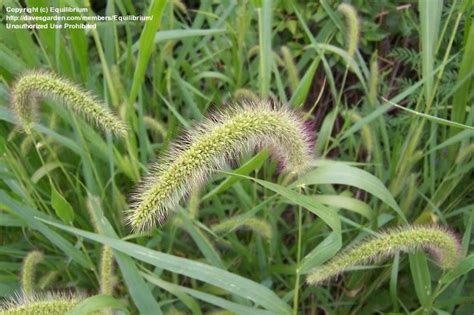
3;5;153;30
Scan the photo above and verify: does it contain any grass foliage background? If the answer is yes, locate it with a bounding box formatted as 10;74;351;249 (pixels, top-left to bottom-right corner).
0;0;473;314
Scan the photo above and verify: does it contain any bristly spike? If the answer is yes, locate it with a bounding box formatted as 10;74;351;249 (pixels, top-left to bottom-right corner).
212;216;273;240
306;225;463;285
0;291;86;314
128;100;314;232
99;246;115;296
21;251;43;295
337;3;360;58
10;71;128;137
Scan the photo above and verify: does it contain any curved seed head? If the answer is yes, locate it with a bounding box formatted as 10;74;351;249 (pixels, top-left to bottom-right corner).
10;71;127;137
21;251;43;295
337;3;360;58
307;225;463;285
0;291;85;315
212;216;273;240
128;100;314;231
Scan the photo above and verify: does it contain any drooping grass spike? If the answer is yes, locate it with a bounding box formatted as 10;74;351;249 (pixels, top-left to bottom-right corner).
0;291;85;315
307;225;462;285
21;251;43;295
337;3;360;58
10;71;127;137
212;216;272;240
128;100;314;231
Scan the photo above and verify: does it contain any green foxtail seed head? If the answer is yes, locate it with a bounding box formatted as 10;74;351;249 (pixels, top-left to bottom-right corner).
281;46;300;92
187;187;201;220
21;251;43;295
347;110;374;158
233;88;258;101
368;51;379;105
86;195;116;296
38;271;58;291
337;3;359;58
212;216;272;240
128;100;314;231
99;246;115;296
10;71;127;137
0;291;84;315
307;225;462;285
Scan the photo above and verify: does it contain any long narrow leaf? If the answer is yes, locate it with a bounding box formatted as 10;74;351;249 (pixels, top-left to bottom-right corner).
38;218;292;315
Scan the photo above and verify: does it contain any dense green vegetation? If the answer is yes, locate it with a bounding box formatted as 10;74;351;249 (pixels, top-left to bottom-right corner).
0;0;473;314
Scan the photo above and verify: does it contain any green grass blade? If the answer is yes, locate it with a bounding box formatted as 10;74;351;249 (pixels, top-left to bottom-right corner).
86;196;162;314
223;173;342;235
299;232;341;274
38;219;292;314
419;0;443;104
179;210;225;268
383;97;474;131
128;0;167;106
448;23;474;157
408;251;432;308
0;191;92;269
257;0;272;97
440;254;474;285
66;295;129;315
312;194;374;220
141;271;202;315
142;272;274;315
202;151;269;200
295;162;406;222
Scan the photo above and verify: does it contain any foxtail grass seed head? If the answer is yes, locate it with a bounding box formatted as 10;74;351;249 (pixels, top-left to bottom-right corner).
38;271;58;291
347;110;373;158
337;3;360;58
21;251;43;295
86;195;116;297
281;46;300;92
456;143;474;164
307;225;462;285
368;51;379;105
10;71;127;137
128;100;314;231
0;291;84;315
188;187;201;220
212;217;273;240
99;246;115;296
233;88;258;101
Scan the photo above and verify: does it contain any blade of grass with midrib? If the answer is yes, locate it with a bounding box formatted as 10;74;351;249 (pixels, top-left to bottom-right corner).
257;0;272;97
86;196;162;314
128;0;167;106
38;218;292;314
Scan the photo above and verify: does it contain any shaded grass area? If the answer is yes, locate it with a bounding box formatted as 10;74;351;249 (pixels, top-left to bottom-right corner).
0;0;473;314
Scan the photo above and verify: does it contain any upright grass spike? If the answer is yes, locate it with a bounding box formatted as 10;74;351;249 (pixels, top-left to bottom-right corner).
337;3;360;58
99;246;115;296
307;225;462;285
21;251;43;295
0;291;85;315
368;51;379;105
187;187;201;220
10;71;128;137
128;100;314;231
346;110;374;159
281;46;300;92
86;196;115;297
